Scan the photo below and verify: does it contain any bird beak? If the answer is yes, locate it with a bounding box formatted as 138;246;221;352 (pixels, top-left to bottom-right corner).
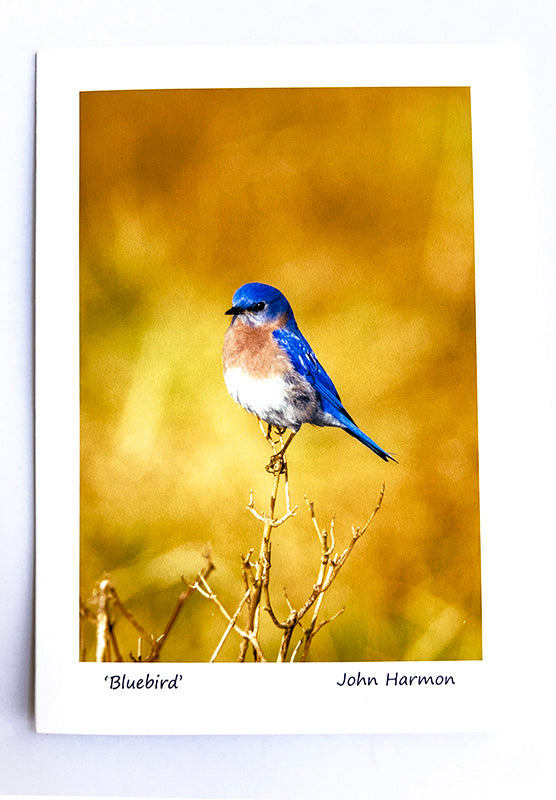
225;305;243;316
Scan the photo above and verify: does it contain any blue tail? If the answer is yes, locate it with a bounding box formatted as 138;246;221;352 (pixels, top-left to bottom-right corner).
342;417;397;463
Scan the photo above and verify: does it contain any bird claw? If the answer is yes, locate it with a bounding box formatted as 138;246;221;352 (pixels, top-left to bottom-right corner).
266;452;287;475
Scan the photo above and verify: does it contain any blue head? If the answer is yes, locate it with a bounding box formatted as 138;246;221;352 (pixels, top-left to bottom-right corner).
225;282;297;328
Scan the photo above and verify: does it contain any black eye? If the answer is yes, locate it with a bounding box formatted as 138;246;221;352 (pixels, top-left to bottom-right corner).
249;301;265;312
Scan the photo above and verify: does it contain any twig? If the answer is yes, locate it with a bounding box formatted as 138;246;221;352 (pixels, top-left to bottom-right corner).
289;636;304;662
107;620;123;662
272;485;385;661
83;420;386;663
194;576;266;662
237;454;283;662
109;584;150;640
312;606;345;635
209;588;251;662
144;551;215;662
95;579;111;662
240;549;255;597
277;626;296;662
300;606;345;662
247;488;298;526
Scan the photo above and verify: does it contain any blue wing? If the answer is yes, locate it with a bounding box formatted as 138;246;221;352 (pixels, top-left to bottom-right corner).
273;326;396;462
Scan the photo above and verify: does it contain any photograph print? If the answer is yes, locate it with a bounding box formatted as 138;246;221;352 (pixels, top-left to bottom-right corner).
79;85;481;664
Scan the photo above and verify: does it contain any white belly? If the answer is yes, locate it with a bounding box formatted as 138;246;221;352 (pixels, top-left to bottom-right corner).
224;367;288;421
223;366;318;430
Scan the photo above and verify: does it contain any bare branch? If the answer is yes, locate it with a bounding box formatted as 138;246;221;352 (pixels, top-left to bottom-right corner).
107;621;123;663
209;589;251;662
247;489;298;526
80;407;386;665
237;455;283;662
143;551;215;662
289;636;304;663
300;606;345;662
195;576;266;662
313;606;345;635
95;579;110;662
109;584;150;640
277;626;295;662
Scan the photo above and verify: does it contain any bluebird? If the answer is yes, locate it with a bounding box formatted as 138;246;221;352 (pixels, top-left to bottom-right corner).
223;282;396;464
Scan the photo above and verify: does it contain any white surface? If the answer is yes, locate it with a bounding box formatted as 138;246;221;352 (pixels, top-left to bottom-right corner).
36;43;521;738
2;0;555;796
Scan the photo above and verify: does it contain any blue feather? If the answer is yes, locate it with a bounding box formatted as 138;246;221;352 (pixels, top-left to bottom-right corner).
273;326;396;463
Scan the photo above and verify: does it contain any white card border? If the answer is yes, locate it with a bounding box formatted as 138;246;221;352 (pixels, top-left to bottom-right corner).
35;44;531;735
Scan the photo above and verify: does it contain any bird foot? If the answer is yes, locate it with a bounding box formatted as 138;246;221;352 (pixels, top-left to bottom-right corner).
265;451;287;475
264;429;296;474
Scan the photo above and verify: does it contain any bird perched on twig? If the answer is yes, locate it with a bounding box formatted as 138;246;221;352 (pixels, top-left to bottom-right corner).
223;282;396;464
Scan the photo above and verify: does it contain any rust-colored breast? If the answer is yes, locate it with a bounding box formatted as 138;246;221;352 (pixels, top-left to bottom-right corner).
223;317;291;379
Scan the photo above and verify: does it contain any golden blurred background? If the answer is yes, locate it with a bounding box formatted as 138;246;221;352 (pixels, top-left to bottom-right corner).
79;86;480;662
